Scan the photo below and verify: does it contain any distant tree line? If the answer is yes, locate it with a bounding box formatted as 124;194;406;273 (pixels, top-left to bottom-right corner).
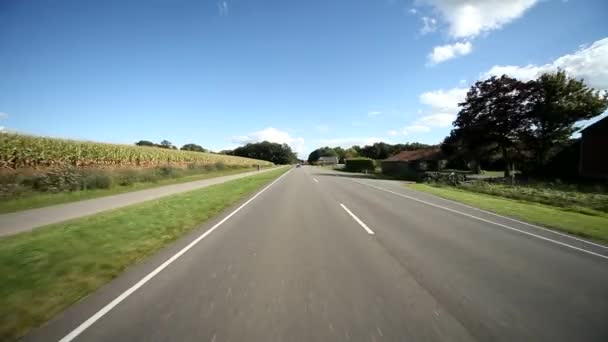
308;142;436;164
221;141;297;165
135;140;208;152
442;70;608;177
135;139;296;164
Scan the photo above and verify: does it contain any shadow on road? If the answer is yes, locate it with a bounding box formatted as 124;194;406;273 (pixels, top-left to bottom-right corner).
313;171;382;180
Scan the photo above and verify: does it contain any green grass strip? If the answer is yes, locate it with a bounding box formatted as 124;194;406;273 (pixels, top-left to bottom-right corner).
408;184;608;243
0;167;262;214
0;167;288;341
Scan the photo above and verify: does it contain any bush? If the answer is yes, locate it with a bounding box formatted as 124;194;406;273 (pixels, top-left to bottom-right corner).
156;166;178;178
0;162;255;198
460;181;608;214
345;158;375;172
423;172;466;185
32;168;82;192
115;169;142;186
81;170;113;190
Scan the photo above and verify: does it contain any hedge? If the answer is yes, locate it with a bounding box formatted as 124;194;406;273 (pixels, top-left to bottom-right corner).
345;158;375;172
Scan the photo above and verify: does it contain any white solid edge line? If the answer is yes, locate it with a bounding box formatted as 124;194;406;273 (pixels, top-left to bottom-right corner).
391;182;607;250
351;180;608;261
340;203;375;235
58;169;292;342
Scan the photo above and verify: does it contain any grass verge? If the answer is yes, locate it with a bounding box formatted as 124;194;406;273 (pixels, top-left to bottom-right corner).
0;167;288;341
0;167;260;214
408;184;608;243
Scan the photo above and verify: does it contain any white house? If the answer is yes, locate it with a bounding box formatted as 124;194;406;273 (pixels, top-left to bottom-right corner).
318;156;339;165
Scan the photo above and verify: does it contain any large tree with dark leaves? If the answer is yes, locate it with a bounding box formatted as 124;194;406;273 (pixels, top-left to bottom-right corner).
232;141;297;165
453;75;536;177
524;70;608;169
180;143;207;152
307;147;338;164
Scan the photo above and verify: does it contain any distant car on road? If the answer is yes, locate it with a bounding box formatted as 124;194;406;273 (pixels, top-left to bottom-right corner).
296;164;301;168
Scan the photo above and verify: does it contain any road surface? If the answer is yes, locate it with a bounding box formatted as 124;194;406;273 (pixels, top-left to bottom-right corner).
25;166;608;341
0;167;278;237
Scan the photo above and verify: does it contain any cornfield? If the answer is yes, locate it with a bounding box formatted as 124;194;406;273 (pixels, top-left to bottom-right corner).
0;133;273;169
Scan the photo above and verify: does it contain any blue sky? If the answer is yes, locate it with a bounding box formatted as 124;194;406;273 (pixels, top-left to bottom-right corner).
1;0;607;157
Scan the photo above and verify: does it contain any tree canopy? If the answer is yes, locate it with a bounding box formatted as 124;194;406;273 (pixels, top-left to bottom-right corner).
307;147;338;164
307;142;436;164
180;143;207;152
524;70;608;168
135;140;156;147
442;70;608;175
135;140;177;149
230;141;297;165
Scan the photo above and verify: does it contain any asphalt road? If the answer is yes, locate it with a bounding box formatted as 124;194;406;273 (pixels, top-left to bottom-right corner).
0;167;278;237
25;166;608;342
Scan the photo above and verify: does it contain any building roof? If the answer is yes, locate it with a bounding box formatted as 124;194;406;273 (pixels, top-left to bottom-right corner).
384;149;443;162
581;115;608;134
318;156;339;161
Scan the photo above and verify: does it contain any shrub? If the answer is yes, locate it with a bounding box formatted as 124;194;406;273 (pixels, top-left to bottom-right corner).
423;172;466;185
156;166;178;178
115;169;141;186
32;168;82;192
345;158;375;172
81;170;113;190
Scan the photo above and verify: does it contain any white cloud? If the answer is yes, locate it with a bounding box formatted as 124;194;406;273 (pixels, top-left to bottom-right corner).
402;124;431;135
368;111;382;117
218;1;229;16
0;112;7;119
428;41;472;64
419;87;468;112
407;38;608;139
351;121;362;127
387;129;399;136
399;114;455;136
317;137;387;149
409;8;418;14
395;88;467;136
415;113;455;127
420;16;438;34
484;37;608;90
0;127;4;131
231;127;305;154
423;0;539;39
315;125;330;133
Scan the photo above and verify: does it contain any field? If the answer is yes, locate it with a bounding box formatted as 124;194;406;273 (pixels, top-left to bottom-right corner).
0;133;272;169
0;134;274;209
0;167;288;341
409;183;608;243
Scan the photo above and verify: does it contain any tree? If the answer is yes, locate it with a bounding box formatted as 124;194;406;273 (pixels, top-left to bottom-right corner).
307;147;337;164
219;149;234;155
181;143;207;152
453;75;536;177
135;140;156;147
441;128;497;174
333;147;346;163
232;141;297;164
159;140;173;149
360;142;392;159
524;70;608;170
343;147;359;160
